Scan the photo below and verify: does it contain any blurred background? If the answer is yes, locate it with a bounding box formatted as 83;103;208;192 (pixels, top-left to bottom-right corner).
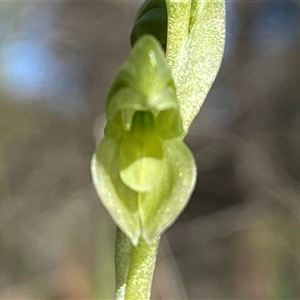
1;0;300;299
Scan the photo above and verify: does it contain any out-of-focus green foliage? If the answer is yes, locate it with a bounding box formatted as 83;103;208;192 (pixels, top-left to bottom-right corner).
130;0;167;50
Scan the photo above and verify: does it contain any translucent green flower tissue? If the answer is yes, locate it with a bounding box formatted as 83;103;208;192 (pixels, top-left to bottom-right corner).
91;35;196;246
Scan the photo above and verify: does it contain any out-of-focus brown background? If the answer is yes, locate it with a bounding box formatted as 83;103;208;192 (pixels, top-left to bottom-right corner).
1;1;300;299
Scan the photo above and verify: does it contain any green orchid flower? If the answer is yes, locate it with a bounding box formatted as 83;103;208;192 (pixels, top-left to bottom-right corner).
91;35;196;246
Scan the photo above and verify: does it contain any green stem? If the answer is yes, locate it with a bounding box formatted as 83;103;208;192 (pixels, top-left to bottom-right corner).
115;227;160;300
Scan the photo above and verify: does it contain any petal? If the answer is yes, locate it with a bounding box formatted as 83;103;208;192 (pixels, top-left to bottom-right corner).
139;139;196;242
91;137;141;245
